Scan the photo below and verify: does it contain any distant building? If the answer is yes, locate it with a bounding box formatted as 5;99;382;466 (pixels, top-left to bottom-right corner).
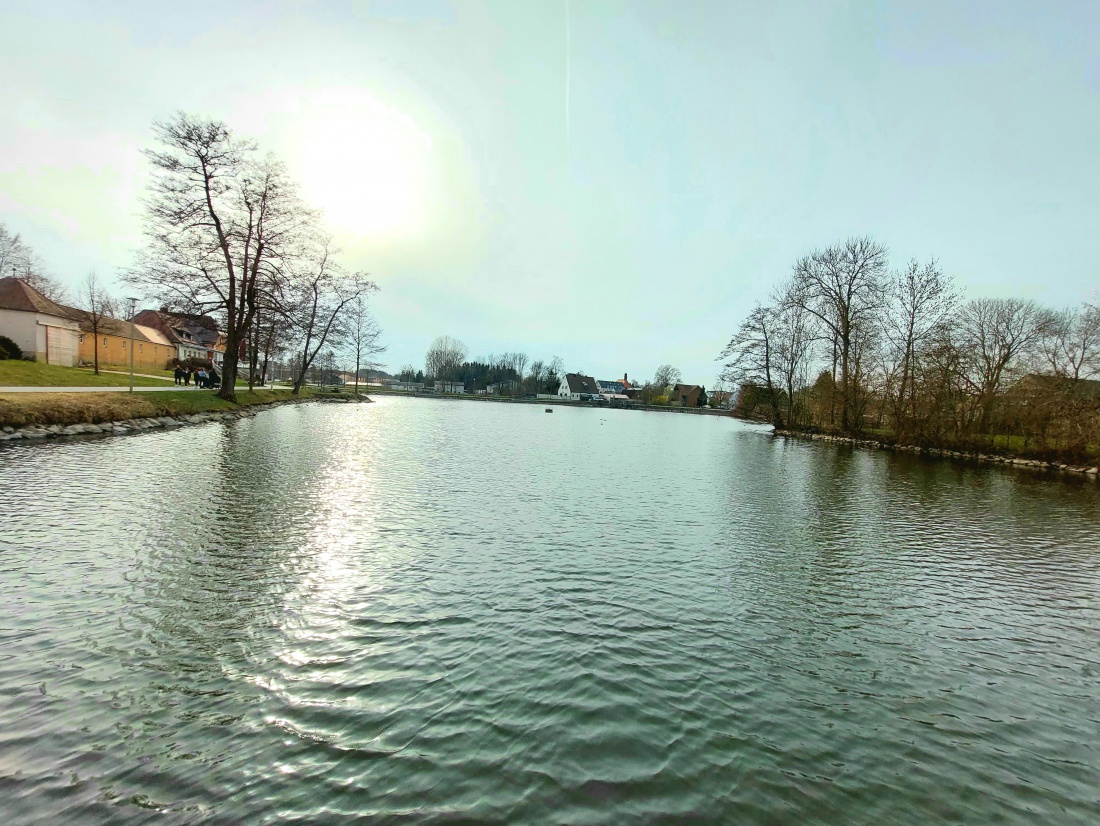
133;309;225;367
558;372;600;399
596;379;626;394
434;380;465;393
73;314;176;372
671;383;708;407
0;277;80;365
384;380;425;392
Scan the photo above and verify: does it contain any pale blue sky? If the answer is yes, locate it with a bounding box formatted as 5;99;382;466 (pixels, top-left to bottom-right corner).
1;0;1097;383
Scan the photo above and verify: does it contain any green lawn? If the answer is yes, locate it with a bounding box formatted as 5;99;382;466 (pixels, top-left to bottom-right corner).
0;360;174;387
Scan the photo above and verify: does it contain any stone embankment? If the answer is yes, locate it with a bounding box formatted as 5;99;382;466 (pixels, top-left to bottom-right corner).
774;429;1100;477
0;409;259;442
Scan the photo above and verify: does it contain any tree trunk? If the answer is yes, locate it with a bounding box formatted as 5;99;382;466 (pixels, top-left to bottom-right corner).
218;334;241;401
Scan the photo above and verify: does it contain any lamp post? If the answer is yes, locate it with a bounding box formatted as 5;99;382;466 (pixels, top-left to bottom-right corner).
127;297;138;393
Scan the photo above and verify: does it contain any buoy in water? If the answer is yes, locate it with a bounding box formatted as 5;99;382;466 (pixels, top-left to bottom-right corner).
545;408;553;413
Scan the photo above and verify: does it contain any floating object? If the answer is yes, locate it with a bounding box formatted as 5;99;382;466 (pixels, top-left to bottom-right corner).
545;408;553;413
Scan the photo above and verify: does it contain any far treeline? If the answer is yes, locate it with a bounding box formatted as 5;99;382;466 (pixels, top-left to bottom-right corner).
720;236;1099;463
406;335;696;403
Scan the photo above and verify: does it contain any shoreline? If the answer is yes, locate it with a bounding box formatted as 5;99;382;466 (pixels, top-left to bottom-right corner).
773;427;1100;478
0;390;368;443
365;388;734;416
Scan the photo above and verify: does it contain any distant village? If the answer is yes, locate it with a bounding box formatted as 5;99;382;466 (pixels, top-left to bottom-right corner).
380;372;728;409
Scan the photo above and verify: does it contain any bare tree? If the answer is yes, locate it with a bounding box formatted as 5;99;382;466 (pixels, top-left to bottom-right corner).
425;335;468;386
1042;303;1100;383
76;271;118;375
288;240;377;394
526;359;546;395
0;222;67;301
652;364;681;389
345;293;386;394
0;223;24;276
790;237;889;432
772;283;815;427
545;356;564;393
881;258;958;436
719;306;783;426
132;113;313;401
955;297;1052;434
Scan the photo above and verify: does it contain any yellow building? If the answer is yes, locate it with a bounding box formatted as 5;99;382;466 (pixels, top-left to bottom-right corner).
76;317;177;373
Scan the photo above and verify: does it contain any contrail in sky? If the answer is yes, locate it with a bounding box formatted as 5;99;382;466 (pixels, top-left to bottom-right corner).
565;0;571;151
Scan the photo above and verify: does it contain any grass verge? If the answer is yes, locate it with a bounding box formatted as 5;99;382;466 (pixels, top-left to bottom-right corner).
0;388;319;428
0;361;173;387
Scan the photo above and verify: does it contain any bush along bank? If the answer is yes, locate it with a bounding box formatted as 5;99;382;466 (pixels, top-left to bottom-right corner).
773;428;1100;477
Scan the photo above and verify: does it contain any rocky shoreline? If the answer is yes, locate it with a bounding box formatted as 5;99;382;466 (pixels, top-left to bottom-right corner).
774;429;1100;477
0;394;369;444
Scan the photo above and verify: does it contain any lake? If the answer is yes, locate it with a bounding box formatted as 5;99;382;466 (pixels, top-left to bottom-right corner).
1;396;1098;824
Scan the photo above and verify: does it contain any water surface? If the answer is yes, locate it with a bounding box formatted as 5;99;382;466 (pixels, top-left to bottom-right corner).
2;396;1098;824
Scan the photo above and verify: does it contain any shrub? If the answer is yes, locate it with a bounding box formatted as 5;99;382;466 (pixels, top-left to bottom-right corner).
0;335;22;360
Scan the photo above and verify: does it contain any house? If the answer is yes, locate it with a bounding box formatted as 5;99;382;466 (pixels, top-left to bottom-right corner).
71;313;177;372
133;308;225;367
384;380;425;392
434;380;465;393
558;372;600;399
671;383;708;407
0;277;81;365
596;379;626;394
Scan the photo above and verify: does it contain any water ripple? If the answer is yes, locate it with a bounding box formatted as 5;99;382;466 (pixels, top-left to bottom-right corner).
1;398;1098;824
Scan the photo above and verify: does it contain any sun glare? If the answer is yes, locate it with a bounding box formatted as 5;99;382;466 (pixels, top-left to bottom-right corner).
290;92;432;239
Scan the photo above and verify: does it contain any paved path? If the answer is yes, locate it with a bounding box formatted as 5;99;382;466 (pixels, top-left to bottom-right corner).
0;385;278;394
91;369;175;381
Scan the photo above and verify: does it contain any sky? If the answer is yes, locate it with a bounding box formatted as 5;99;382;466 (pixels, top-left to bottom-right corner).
1;0;1098;384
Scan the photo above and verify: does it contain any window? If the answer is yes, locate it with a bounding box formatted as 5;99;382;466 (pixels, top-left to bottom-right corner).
102;337;107;347
139;343;143;352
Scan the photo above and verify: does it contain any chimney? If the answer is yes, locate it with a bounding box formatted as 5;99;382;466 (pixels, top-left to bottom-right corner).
623;373;628;382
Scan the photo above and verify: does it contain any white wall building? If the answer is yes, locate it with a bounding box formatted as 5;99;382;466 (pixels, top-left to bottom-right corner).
558;373;600;399
0;278;80;366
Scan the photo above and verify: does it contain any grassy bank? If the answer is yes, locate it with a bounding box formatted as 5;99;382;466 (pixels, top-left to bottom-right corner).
775;424;1099;468
0;361;172;387
0;388;318;428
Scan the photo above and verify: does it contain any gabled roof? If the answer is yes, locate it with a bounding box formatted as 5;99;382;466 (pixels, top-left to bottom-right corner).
133;308;223;349
136;324;173;346
0;277;76;319
564;373;600;394
65;308;176;345
672;383;705;396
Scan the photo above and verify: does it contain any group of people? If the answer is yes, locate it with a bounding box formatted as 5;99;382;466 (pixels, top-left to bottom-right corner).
173;364;220;389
